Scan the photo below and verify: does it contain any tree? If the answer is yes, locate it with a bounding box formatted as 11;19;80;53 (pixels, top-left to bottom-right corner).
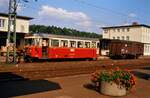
29;25;102;38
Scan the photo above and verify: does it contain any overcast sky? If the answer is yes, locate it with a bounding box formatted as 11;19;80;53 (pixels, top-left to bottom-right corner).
0;0;150;33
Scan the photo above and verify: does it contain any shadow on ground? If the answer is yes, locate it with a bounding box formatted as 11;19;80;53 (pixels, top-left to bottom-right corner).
0;72;61;98
83;83;101;93
131;71;150;80
83;83;96;91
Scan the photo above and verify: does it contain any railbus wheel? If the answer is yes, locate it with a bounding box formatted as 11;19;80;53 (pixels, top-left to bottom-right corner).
24;56;33;63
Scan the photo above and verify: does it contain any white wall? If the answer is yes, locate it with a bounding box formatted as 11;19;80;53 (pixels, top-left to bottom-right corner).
0;16;30;33
102;26;150;56
102;27;142;42
141;27;150;43
144;44;150;55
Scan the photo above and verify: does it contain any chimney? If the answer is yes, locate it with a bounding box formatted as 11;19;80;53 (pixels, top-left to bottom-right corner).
132;22;139;25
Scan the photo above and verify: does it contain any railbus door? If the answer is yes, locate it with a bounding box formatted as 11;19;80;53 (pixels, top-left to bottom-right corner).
42;38;49;58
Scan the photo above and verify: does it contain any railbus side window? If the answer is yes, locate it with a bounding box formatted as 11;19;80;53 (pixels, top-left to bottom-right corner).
51;39;59;47
92;42;96;48
42;39;49;47
70;41;76;48
85;42;90;48
61;40;68;47
77;41;84;48
35;38;40;46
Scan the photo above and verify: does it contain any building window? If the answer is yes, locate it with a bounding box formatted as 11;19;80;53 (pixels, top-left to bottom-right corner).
21;25;25;32
113;29;116;32
122;28;125;32
117;36;120;40
126;36;130;40
0;19;5;27
127;28;130;32
113;37;115;39
117;29;120;32
104;30;108;33
122;36;125;40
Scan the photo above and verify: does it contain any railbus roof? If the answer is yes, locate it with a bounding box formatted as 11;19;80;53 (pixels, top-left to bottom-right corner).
25;33;100;41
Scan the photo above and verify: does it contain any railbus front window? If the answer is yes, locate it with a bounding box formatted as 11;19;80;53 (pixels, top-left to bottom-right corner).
77;41;84;48
70;41;76;48
51;39;59;47
61;40;68;47
85;42;90;48
25;38;35;46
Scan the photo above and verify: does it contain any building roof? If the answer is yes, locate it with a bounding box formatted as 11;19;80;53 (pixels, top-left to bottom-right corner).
102;24;150;29
0;12;33;20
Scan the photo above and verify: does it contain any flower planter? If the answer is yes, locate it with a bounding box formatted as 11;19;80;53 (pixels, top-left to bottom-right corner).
100;81;126;96
91;68;136;96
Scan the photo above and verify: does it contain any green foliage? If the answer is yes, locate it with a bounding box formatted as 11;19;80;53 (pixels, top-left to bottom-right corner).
29;25;102;38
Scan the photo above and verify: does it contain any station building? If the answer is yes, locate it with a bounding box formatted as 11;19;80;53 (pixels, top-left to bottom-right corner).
0;12;33;49
102;23;150;56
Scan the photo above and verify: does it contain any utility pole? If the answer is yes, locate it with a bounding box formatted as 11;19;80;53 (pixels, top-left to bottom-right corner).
6;0;17;64
6;0;38;64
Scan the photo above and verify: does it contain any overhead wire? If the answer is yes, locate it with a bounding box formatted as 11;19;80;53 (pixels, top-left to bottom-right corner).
73;0;150;23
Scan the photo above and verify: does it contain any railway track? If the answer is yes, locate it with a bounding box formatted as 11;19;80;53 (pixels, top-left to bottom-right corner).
0;59;150;81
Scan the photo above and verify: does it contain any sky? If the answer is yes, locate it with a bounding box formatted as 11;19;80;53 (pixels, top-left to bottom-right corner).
0;0;150;33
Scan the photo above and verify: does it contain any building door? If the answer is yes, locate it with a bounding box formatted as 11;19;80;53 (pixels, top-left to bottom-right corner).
42;38;49;58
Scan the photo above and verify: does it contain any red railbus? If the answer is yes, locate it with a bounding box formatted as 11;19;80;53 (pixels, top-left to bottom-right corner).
24;33;99;62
